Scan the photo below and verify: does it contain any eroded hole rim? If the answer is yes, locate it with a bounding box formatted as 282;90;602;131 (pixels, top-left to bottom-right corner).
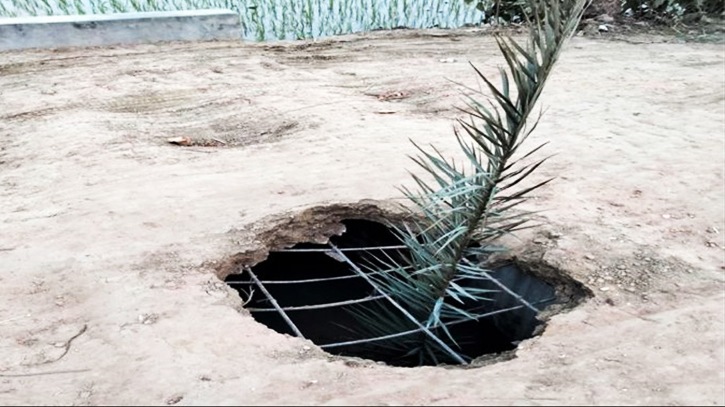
221;213;591;368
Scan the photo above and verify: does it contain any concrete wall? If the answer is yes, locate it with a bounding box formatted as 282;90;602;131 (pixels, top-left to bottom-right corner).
0;9;241;51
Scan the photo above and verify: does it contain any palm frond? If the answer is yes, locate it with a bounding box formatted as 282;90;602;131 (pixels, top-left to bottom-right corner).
348;0;588;366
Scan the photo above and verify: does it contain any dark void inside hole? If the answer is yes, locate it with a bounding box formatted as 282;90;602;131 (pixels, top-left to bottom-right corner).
225;219;558;367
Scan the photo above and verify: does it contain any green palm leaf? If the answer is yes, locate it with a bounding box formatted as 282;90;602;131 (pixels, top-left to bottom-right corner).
348;0;589;366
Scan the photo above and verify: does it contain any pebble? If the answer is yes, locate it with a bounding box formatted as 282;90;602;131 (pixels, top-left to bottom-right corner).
139;313;159;325
598;24;609;32
617;265;626;270
585;255;596;260
662;214;671;219
165;395;184;405
599;286;610;291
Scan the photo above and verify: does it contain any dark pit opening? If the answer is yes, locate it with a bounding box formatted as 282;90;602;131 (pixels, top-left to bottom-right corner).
226;219;570;367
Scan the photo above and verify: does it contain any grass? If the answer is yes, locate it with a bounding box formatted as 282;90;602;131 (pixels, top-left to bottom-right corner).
0;0;487;40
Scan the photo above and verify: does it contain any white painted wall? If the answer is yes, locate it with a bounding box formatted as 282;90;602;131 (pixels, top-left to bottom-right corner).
0;9;241;51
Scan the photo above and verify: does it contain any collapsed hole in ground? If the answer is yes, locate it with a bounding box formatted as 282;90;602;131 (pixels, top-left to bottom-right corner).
225;218;586;367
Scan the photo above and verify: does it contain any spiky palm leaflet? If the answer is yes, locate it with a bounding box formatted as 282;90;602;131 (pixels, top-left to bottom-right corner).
349;0;589;366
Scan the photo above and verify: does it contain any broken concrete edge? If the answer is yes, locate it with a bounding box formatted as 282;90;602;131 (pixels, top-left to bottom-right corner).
0;9;242;52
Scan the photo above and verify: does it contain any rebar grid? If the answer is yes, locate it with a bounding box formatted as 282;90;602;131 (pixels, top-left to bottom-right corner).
237;242;552;365
319;296;556;349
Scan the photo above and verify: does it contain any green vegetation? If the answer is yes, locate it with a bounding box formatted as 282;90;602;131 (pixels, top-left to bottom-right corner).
622;0;723;21
349;0;587;366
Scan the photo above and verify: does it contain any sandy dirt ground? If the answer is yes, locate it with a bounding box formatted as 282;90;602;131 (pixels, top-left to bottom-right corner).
0;28;724;405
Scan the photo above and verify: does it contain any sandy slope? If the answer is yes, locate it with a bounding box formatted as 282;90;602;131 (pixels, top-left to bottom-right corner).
0;29;723;405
